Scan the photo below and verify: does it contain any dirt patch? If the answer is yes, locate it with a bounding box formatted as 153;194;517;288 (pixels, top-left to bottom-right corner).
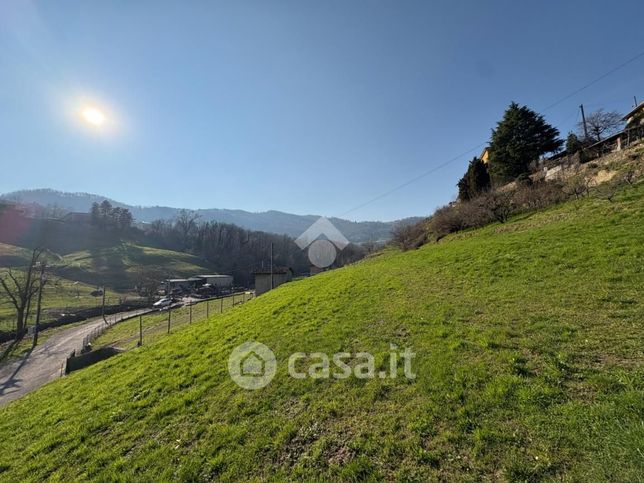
591;169;618;185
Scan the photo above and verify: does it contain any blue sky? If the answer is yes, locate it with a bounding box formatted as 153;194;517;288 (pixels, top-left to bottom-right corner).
1;1;643;221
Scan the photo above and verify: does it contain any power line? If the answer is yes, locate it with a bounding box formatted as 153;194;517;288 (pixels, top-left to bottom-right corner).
337;49;644;217
339;142;486;217
540;49;644;112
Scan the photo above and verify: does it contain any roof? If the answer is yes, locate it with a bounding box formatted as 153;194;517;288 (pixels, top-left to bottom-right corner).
165;278;191;283
586;130;625;149
254;267;293;275
197;274;232;279
622;102;644;121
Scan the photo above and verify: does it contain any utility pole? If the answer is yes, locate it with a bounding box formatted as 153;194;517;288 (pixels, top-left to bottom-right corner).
579;104;589;141
33;262;46;346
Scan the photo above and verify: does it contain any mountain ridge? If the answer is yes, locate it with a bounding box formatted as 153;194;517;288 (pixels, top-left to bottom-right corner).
0;189;422;243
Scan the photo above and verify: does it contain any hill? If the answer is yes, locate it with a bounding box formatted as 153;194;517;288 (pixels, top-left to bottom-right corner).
0;184;642;480
0;189;421;243
0;213;216;291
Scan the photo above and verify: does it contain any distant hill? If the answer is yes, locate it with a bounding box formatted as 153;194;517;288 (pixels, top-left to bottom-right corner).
0;189;421;243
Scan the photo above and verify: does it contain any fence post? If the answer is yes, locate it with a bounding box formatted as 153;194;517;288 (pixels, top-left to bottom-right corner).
189;303;193;324
167;306;171;334
206;300;209;318
138;315;143;346
220;297;224;313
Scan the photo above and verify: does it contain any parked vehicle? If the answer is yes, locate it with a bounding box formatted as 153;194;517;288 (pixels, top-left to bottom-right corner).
153;297;173;308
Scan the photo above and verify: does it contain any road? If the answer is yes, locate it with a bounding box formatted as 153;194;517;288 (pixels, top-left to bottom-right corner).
0;308;152;407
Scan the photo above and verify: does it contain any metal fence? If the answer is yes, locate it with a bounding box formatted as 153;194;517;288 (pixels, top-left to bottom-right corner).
84;291;254;352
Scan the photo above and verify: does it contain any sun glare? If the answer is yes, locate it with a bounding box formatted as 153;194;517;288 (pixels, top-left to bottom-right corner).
80;106;106;127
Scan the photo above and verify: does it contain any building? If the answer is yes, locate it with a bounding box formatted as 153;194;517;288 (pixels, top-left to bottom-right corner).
164;274;234;295
164;277;203;293
480;147;490;164
196;274;233;289
254;267;293;296
622;102;644;128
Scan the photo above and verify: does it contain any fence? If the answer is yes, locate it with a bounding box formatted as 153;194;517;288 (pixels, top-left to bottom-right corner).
84;291;254;353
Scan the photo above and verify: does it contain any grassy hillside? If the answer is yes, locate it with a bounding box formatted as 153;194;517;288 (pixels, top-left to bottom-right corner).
0;212;215;291
0;185;642;481
58;243;214;290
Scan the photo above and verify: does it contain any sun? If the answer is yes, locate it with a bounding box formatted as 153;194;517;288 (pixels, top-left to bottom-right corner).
80;106;106;127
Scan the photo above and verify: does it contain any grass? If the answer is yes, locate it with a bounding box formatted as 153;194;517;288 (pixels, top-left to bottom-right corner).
59;243;214;290
0;318;93;362
0;184;642;481
0;273;122;333
0;240;214;333
92;293;252;351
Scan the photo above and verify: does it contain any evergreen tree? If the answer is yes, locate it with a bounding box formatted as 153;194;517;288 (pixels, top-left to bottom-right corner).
565;132;583;155
488;102;563;184
457;157;491;201
99;200;113;227
90;202;101;225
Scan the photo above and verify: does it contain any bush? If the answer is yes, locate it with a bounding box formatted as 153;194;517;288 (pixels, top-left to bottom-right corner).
425;201;494;242
512;181;568;211
391;220;428;250
476;190;515;223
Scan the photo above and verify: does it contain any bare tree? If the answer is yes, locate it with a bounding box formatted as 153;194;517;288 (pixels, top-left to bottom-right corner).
0;248;44;338
477;190;515;223
577;109;623;143
175;210;200;248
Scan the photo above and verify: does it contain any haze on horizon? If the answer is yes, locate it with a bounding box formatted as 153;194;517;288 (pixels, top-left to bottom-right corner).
1;1;643;221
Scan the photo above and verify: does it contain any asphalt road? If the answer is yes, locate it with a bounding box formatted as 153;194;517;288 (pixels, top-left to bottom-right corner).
0;308;152;407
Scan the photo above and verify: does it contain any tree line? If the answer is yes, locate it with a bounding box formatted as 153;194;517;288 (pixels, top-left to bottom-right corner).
456;102;624;201
90;200;133;231
143;210;367;286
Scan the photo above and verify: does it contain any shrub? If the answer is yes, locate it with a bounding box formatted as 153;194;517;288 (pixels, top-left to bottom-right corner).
391;220;428;250
476;190;515;223
426;205;466;241
512;181;568;211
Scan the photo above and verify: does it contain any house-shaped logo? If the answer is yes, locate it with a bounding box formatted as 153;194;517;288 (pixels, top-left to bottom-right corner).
295;217;350;268
240;351;265;376
228;341;276;390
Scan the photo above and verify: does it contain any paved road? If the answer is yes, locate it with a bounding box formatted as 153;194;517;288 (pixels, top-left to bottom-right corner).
0;308;152;407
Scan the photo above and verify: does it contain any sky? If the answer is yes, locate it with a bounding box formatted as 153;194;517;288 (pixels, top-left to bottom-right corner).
1;1;643;221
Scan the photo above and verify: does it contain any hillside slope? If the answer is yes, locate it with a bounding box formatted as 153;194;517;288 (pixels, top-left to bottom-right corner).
0;185;642;481
1;189;421;242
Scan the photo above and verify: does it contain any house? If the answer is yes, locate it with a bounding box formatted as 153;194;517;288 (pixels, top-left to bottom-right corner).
253;267;293;296
480;147;490;164
622;102;644;128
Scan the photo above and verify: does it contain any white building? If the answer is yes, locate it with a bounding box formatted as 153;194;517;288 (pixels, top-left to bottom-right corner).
197;274;233;288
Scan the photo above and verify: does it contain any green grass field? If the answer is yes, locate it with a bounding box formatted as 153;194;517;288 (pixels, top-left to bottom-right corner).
58;243;214;290
0;240;214;333
0;184;642;481
0;273;122;333
92;293;252;351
